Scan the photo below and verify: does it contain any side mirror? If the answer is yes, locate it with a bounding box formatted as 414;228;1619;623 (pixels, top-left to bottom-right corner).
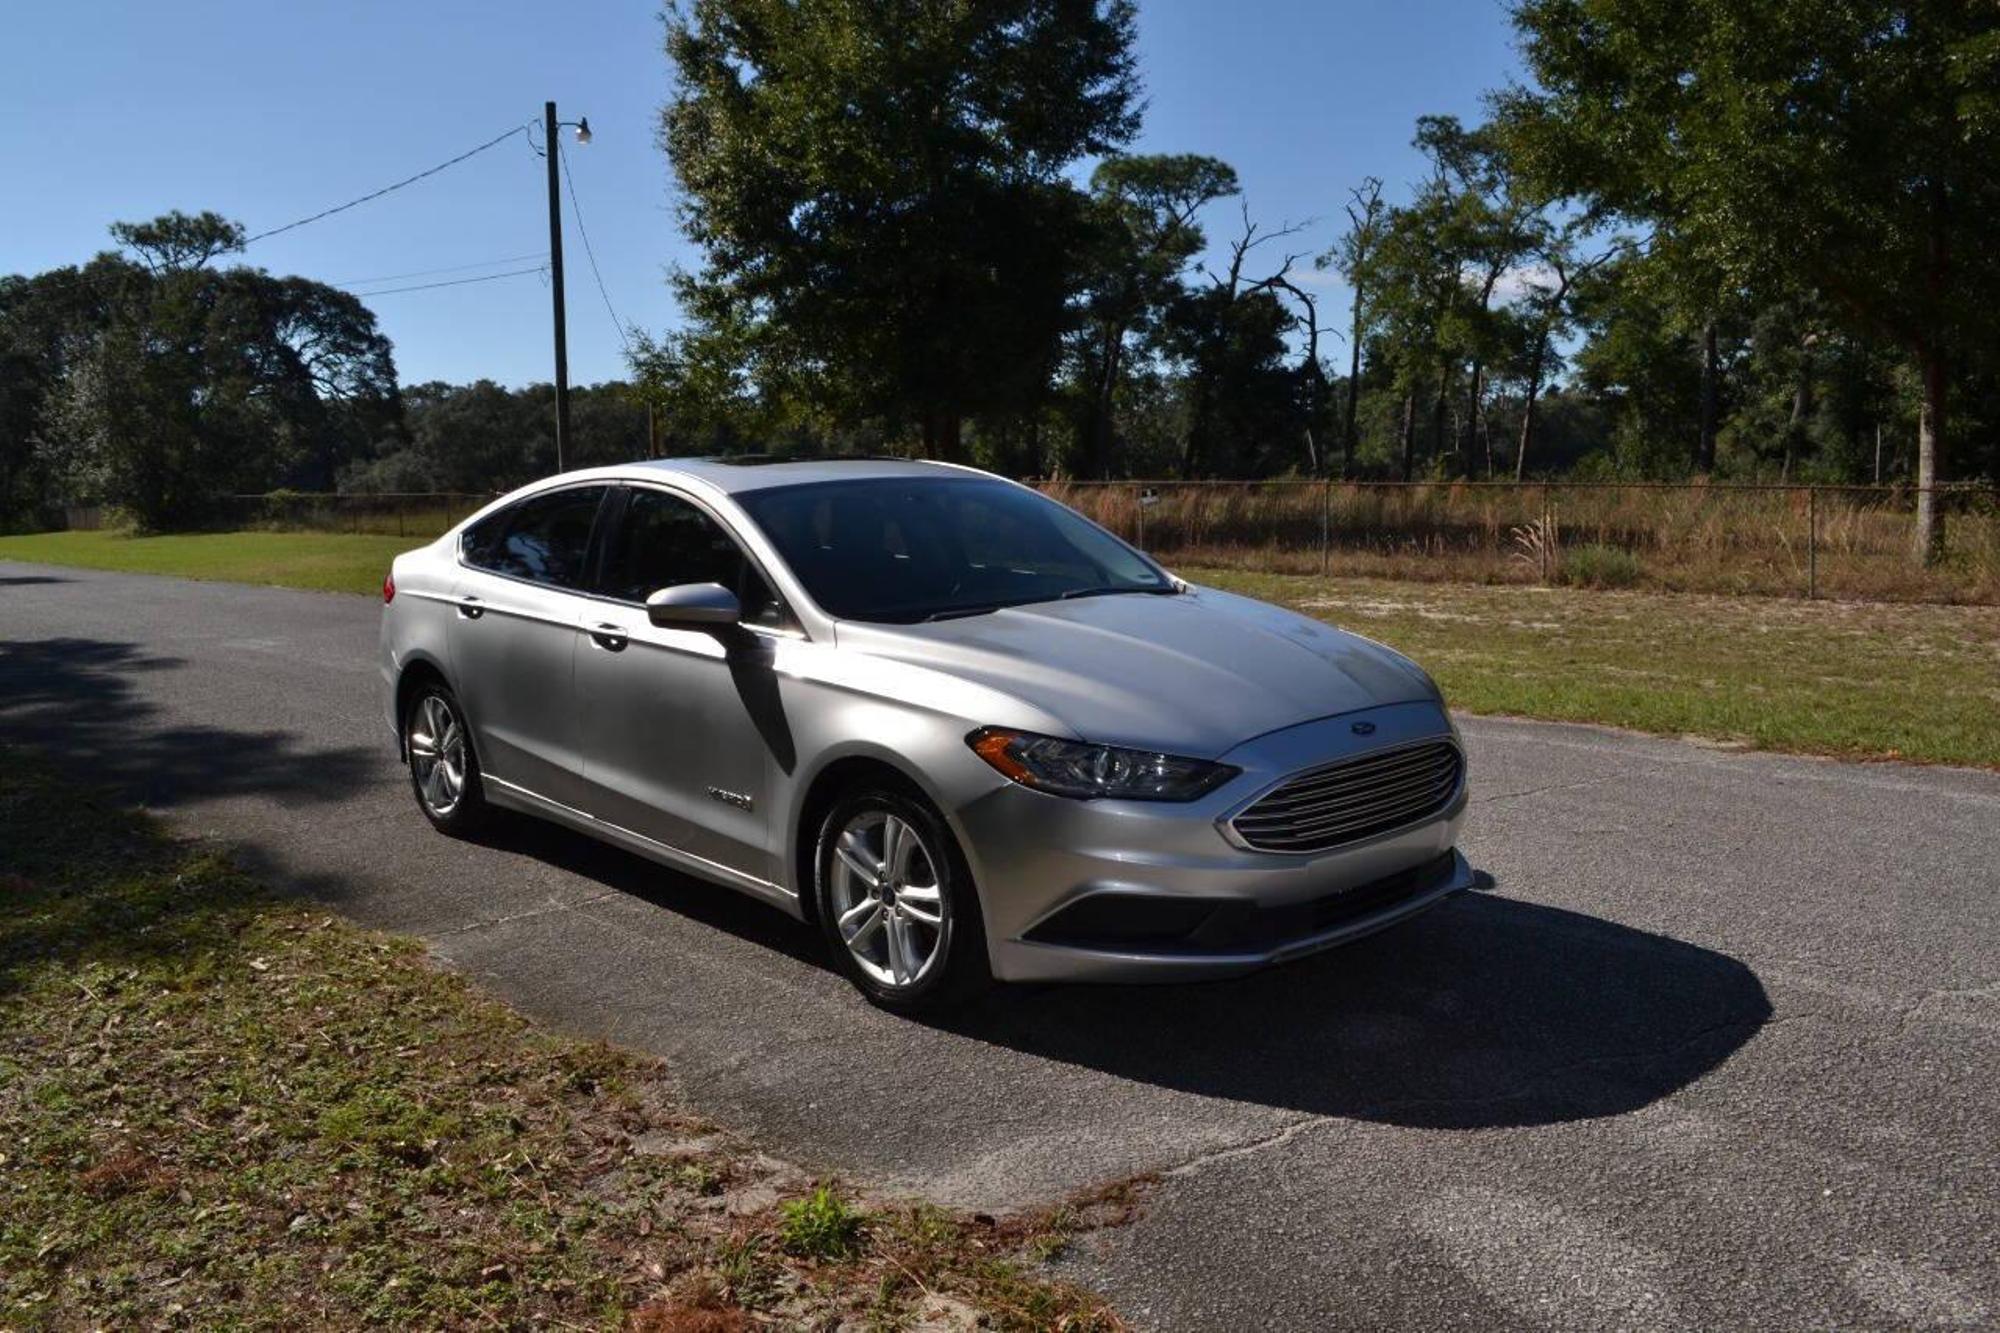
646;582;742;630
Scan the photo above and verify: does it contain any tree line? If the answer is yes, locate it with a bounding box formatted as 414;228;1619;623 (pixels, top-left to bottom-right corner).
0;212;400;530
5;1;1997;560
0;210;655;529
643;0;2000;559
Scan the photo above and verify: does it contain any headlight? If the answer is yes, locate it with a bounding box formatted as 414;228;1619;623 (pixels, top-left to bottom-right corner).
967;727;1238;802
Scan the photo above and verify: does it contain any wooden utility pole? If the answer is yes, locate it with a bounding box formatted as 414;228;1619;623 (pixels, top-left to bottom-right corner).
545;101;572;473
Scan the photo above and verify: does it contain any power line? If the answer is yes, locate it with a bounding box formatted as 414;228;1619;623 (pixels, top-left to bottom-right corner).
557;136;630;353
10;249;550;303
342;264;547;297
242;123;533;248
329;250;548;288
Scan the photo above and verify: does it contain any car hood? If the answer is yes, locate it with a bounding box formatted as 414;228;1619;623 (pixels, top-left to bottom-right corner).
835;585;1439;759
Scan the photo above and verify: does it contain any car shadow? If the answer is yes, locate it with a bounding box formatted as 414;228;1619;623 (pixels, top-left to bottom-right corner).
0;575;73;587
935;885;1771;1129
0;635;1767;1133
454;810;1771;1131
463;813;829;968
0;637;376;809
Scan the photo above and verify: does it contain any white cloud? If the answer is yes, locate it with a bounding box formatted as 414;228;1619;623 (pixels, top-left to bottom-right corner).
1490;261;1561;304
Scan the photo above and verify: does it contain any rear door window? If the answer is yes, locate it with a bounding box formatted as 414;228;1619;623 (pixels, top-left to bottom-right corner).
461;486;608;590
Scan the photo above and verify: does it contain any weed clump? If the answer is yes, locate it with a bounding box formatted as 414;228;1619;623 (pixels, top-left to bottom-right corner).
778;1184;866;1260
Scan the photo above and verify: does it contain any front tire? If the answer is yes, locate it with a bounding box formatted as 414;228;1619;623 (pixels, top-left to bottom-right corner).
403;681;491;837
813;786;990;1014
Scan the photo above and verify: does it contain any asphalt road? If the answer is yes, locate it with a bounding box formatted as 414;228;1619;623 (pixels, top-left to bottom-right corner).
4;560;1997;1330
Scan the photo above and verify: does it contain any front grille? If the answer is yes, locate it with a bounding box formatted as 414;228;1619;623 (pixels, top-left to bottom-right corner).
1230;739;1462;853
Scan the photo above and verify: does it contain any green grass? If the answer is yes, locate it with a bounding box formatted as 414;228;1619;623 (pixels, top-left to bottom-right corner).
1193;567;2000;768
0;529;418;595
0;752;1127;1330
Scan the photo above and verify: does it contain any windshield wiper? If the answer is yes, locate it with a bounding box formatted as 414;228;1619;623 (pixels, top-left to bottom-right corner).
923;584;1177;620
1056;584;1179;601
921;604;1006;622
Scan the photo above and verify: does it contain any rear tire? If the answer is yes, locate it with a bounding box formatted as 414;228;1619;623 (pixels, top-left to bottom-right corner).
403;681;492;838
813;786;991;1014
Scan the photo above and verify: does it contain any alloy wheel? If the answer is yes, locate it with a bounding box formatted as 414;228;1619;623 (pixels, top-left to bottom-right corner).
407;693;467;817
828;809;948;989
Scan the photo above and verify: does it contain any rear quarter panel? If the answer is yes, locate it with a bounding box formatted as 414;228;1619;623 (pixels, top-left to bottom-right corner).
380;539;460;743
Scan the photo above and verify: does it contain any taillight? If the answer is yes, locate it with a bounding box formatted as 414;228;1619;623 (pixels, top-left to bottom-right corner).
382;571;396;604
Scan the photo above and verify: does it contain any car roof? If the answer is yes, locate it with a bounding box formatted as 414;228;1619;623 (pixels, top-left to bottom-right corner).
611;455;991;496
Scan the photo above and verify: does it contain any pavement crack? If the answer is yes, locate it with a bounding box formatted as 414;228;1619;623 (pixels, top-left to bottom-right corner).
1161;1115;1331;1180
1470;774;1620;807
1875;981;2000;1041
429;893;617;941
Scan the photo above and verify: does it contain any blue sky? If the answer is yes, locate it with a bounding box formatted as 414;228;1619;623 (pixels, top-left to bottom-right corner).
2;0;1523;388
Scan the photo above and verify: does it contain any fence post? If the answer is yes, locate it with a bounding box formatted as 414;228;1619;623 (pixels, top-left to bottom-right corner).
1320;477;1331;577
1540;483;1551;585
1135;486;1146;551
1807;485;1817;600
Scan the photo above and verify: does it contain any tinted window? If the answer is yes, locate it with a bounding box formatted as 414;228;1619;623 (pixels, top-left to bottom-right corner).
600;487;784;627
461;486;606;589
735;477;1171;623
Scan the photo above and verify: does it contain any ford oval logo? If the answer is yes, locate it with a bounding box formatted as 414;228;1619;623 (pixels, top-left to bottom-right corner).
1351;721;1377;736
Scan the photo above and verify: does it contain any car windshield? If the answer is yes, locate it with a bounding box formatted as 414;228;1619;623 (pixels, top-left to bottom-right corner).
734;476;1174;623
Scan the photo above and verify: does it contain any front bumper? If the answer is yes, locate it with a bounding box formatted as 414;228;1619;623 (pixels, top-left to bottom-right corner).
991;848;1475;982
953;700;1473;983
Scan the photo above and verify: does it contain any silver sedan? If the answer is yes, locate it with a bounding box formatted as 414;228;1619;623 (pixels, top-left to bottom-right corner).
378;458;1473;1012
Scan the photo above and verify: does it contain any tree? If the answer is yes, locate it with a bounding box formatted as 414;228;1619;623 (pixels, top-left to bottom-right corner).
1323;177;1385;478
1504;0;2000;560
1413;116;1542;477
0;265;119;521
1564;251;1721;476
1164;206;1314;477
1512;223;1613;477
658;0;1141;459
1355;181;1467;479
107;210;244;275
3;213;398;528
1069;154;1239;477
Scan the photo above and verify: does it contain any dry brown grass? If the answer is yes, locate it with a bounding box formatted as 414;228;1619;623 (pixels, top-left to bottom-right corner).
0;753;1131;1331
1044;480;2000;605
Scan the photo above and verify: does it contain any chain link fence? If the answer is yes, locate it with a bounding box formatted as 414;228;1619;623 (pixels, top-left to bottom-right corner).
217;491;498;538
59;492;497;538
1038;480;2000;604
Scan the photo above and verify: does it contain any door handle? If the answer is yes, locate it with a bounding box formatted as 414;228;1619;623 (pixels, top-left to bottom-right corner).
588;623;629;652
457;595;484;619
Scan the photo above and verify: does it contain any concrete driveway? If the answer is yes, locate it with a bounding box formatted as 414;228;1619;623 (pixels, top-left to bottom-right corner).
3;561;1995;1329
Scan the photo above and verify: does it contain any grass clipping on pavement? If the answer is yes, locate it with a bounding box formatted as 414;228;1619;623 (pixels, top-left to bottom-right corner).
0;754;1133;1330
